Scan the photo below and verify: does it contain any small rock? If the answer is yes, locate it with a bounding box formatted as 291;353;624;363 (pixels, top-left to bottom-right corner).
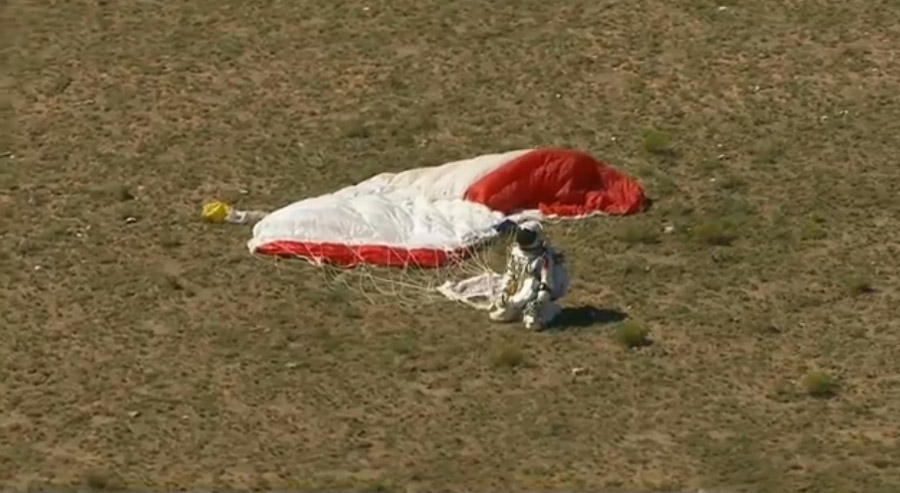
663;225;675;234
285;362;299;369
127;411;140;418
760;324;781;334
571;367;588;376
125;216;138;224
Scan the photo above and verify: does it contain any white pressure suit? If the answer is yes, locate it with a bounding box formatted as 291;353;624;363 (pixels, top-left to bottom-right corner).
489;221;569;330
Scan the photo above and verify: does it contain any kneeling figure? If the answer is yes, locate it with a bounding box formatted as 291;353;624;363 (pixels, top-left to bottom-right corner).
489;220;569;330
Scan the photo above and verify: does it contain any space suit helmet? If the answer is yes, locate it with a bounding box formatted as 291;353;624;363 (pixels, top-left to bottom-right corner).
515;220;544;251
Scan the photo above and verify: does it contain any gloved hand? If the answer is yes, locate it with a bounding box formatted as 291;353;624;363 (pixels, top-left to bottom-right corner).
536;287;551;305
490;292;509;311
488;293;516;322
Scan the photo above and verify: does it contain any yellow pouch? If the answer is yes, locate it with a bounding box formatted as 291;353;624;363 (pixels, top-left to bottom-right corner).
201;200;231;223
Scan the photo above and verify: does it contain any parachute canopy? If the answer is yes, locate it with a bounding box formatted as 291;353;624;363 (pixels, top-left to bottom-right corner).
249;148;646;268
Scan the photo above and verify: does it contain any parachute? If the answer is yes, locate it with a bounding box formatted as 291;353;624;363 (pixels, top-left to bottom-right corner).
205;147;646;306
247;148;646;268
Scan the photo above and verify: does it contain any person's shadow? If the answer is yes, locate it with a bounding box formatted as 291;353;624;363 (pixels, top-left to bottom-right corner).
549;305;627;331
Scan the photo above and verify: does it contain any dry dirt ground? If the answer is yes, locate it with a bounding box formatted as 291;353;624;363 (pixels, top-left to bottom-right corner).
3;0;900;491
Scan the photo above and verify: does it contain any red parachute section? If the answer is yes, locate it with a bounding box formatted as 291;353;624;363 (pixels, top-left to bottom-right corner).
463;148;646;217
253;241;467;268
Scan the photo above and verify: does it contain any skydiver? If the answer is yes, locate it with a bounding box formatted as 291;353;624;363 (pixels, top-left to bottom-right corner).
488;220;569;331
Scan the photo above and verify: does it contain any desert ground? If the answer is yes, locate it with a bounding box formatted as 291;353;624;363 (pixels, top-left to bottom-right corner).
3;0;900;491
